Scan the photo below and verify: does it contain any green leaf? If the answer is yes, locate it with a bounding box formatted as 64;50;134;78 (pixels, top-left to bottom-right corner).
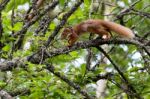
60;0;65;6
70;51;78;57
80;63;86;76
84;0;90;6
0;82;6;87
12;23;23;31
2;44;11;51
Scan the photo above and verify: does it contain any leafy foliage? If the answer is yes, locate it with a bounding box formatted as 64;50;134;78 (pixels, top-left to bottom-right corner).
0;0;149;99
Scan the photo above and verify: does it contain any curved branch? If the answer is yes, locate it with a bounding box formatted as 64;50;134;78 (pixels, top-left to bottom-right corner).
28;38;146;64
0;38;148;71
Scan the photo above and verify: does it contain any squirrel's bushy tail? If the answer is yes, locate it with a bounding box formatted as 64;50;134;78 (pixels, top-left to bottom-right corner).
101;20;135;38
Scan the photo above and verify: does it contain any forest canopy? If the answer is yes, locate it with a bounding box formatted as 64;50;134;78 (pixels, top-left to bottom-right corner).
0;0;150;99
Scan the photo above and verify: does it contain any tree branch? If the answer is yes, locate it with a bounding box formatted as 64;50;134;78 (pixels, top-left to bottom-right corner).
0;0;10;12
96;46;143;99
13;0;59;50
0;38;148;71
28;38;147;64
0;90;13;99
46;64;94;99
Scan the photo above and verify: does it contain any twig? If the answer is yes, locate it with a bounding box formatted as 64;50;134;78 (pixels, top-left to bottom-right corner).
0;13;3;48
138;48;150;74
0;0;10;12
24;0;38;22
115;0;142;20
13;1;59;50
9;1;16;59
86;48;93;71
8;88;30;97
131;9;150;19
34;1;67;36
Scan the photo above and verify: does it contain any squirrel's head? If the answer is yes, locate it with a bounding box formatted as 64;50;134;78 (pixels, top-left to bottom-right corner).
61;27;74;40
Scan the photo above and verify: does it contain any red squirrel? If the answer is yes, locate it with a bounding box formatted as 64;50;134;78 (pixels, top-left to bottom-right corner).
61;19;135;46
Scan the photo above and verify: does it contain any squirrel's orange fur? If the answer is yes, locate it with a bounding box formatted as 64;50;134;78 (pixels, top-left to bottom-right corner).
61;19;135;46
